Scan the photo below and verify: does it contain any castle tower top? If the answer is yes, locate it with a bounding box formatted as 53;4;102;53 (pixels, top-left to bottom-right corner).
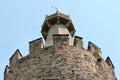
41;11;76;47
4;10;117;80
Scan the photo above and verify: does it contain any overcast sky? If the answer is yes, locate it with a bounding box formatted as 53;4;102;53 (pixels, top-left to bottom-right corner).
0;0;120;79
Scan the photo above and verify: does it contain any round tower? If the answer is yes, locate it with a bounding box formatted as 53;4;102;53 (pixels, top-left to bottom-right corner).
4;11;117;80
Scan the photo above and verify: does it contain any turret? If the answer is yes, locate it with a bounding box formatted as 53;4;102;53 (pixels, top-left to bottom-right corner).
41;10;75;47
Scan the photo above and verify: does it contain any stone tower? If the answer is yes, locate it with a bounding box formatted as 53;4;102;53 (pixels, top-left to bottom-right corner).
4;11;117;80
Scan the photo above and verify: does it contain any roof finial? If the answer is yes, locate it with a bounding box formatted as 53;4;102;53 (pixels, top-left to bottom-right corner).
52;6;61;13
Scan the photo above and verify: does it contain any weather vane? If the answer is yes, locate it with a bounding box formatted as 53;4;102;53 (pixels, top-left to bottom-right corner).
52;6;62;12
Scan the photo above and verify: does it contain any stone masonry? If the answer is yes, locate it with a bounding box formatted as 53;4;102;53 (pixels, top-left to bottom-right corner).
4;10;117;80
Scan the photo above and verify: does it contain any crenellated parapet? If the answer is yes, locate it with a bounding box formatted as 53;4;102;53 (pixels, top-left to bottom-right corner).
105;57;117;79
74;36;83;49
4;35;116;80
4;49;23;80
73;36;102;62
9;49;22;68
4;65;9;80
87;41;102;62
105;57;115;69
4;65;9;74
87;41;101;53
29;38;44;54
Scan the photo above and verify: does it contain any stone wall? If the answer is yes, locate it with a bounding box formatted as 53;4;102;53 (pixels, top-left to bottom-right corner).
53;34;69;46
29;38;44;54
4;38;116;80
